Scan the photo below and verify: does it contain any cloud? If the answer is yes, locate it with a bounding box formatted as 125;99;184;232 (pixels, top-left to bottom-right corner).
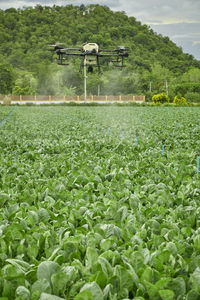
150;21;200;59
0;0;120;9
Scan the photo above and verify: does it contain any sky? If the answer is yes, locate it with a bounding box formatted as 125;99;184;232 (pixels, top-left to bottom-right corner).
0;0;200;60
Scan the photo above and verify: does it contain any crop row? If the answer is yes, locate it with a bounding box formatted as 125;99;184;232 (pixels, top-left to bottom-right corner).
0;106;200;299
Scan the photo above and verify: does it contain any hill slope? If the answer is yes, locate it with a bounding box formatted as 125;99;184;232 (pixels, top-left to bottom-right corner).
0;4;200;99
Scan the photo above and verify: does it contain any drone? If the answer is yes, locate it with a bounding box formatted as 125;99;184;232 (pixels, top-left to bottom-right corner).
49;42;129;73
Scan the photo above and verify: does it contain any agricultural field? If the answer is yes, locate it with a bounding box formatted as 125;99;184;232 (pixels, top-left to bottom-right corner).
1;105;200;300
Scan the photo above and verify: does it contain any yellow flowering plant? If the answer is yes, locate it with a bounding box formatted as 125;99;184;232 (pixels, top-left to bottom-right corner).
152;93;170;104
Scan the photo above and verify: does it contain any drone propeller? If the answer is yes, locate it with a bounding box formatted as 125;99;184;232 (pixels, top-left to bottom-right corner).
117;46;129;50
99;46;129;53
49;43;65;51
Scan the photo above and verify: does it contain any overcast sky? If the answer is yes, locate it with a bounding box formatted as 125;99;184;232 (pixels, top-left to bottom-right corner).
0;0;200;60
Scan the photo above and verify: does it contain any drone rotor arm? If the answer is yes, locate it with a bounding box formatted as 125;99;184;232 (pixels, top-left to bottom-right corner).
99;53;125;57
60;48;82;52
99;46;129;53
99;49;118;52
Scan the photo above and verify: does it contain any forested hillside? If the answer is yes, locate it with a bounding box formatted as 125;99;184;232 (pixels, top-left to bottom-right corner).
0;4;200;101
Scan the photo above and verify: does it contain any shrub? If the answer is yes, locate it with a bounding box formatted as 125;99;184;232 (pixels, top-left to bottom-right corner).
174;82;200;95
173;95;187;105
12;85;31;95
185;92;200;103
152;93;170;104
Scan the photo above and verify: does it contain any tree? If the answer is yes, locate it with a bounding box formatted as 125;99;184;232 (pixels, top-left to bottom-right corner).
0;62;14;94
181;68;200;83
12;71;37;95
0;4;199;97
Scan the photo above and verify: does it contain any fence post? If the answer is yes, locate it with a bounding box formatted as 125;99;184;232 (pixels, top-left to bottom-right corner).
132;95;135;102
106;95;108;102
91;95;93;102
119;95;122;102
49;95;51;103
77;96;79;103
34;95;37;104
20;95;22;105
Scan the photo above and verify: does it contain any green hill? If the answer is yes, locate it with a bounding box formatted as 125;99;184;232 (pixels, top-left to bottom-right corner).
0;4;200;101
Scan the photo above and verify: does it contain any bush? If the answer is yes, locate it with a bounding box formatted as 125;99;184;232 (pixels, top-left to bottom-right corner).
152;93;170;104
12;85;31;95
174;82;200;95
185;92;200;103
173;95;187;105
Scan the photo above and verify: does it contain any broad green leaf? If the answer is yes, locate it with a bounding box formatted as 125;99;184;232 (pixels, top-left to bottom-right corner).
44;195;55;207
103;284;112;299
2;280;16;299
74;289;93;300
130;251;144;272
186;290;200;300
193;235;200;251
159;289;175;300
86;247;99;271
140;266;153;284
144;281;159;299
51;272;68;295
100;239;112;251
62;241;78;259
190;267;200;293
38;208;50;222
168;277;186;297
47;247;61;261
27;211;39;225
155;278;171;290
27;243;39;258
2;264;24;279
15;286;30;300
0;193;9;208
6;259;31;273
37;261;60;285
165;242;177;256
62;265;78;282
121;260;139;288
97;256;113;277
114;265;135;291
92;271;107;289
68;280;85;299
80;282;104;300
39;293;65;300
31;278;51;294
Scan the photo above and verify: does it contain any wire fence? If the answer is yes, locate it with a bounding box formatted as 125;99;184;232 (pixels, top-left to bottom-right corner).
0;95;145;104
